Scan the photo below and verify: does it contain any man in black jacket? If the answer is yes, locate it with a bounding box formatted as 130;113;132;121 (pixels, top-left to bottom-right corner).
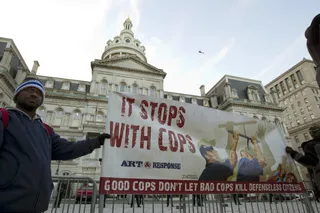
285;123;320;198
305;14;320;87
0;77;110;213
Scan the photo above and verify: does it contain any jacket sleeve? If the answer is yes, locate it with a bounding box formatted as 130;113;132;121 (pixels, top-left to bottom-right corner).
0;113;3;149
289;150;319;168
51;129;101;161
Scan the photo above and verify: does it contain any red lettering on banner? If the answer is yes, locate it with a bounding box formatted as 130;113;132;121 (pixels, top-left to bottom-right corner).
177;133;186;152
158;128;167;151
110;121;125;147
177;107;185;128
124;124;130;148
158;128;195;153
131;125;139;148
158;103;167;125
150;102;158;121
138;100;186;128
168;130;178;152
121;97;135;117
126;98;135;117
99;178;305;195
109;121;152;150
186;134;196;153
167;106;177;126
140;100;148;119
121;97;126;117
140;126;151;150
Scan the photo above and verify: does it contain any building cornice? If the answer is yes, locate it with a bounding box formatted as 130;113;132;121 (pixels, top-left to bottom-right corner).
91;55;167;78
288;118;320;134
218;98;285;112
0;37;29;71
277;83;319;101
265;58;315;88
45;91;108;103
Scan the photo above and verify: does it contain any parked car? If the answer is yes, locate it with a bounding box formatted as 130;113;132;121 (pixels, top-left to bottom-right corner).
75;184;94;204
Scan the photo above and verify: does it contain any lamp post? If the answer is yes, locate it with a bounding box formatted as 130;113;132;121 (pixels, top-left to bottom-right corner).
55;160;61;175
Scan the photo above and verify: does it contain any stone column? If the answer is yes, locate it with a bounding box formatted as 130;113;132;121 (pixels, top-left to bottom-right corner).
15;66;28;85
210;96;218;108
159;89;164;98
90;80;96;94
31;61;40;75
270;89;279;104
224;82;231;99
200;85;205;96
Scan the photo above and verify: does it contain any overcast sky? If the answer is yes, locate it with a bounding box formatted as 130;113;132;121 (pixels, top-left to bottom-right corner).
1;0;319;95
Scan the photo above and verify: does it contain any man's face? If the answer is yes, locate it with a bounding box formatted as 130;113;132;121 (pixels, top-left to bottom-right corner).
15;87;43;110
205;150;220;163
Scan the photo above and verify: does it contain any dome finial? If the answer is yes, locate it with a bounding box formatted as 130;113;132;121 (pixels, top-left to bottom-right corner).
123;17;133;31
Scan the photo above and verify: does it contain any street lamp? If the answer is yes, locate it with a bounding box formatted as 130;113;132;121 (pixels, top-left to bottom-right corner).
55;160;61;175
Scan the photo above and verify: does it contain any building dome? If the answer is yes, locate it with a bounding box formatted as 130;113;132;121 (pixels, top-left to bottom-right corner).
101;18;147;62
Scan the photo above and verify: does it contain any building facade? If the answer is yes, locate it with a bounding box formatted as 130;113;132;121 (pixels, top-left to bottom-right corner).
265;58;319;181
1;19;289;182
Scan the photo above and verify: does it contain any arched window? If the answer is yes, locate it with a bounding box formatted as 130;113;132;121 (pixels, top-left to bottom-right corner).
55;108;64;119
132;84;138;93
274;118;281;125
253;115;259;119
96;111;104;122
119;82;127;92
73;109;81;120
100;80;108;94
262;117;267;122
150;86;156;96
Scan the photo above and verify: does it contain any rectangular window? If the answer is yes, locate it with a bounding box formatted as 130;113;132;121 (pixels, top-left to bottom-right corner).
296;70;304;84
285;78;291;89
280;81;286;93
294;136;299;143
300;108;304;115
304;98;308;103
275;84;281;97
307;106;312;111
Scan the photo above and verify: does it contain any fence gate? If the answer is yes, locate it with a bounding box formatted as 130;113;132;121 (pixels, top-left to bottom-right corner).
45;176;98;213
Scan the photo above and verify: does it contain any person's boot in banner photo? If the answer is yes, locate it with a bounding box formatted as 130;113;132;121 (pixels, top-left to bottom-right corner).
305;14;320;87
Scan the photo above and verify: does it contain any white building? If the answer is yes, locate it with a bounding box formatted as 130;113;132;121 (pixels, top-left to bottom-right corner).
0;18;288;181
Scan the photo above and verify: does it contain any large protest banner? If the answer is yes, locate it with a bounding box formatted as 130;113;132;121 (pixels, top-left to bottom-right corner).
99;92;304;194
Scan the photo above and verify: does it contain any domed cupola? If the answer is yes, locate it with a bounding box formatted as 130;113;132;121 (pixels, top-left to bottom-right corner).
101;18;147;62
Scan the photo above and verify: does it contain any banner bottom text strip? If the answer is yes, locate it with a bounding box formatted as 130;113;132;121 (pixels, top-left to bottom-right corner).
99;177;305;194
